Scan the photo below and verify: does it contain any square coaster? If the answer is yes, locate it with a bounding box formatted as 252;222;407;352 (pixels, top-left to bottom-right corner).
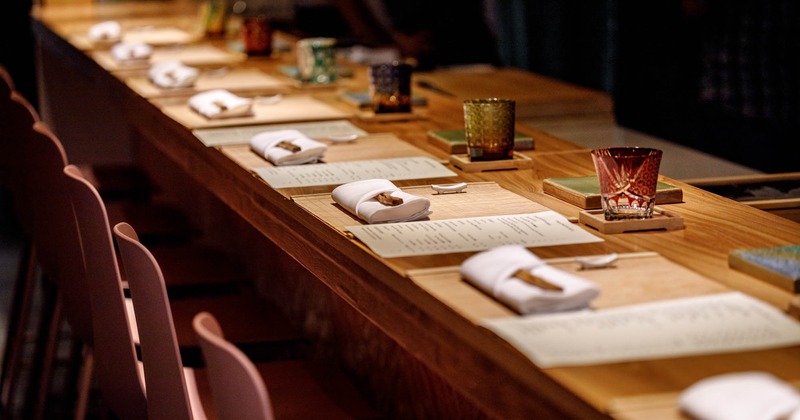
449;152;533;172
579;207;684;234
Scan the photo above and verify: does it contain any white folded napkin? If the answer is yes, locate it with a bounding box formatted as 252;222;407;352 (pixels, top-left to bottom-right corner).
331;179;432;224
679;371;800;420
249;129;328;166
188;89;253;119
88;20;122;43
110;42;153;63
148;60;199;89
460;245;601;314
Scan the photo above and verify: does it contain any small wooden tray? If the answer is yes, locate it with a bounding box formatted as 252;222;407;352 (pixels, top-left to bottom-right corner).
449;152;533;172
579;207;684;234
356;109;428;122
543;176;683;209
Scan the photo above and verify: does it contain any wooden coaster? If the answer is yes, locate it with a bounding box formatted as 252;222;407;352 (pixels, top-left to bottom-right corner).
579;207;684;234
356;109;427;122
449;152;533;172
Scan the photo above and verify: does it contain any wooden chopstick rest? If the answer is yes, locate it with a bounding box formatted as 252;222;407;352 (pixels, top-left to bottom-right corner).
375;192;403;206
512;269;563;292
276;141;301;153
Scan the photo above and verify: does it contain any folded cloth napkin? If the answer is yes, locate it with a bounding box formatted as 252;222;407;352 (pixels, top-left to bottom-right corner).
110;42;153;63
679;371;800;420
249;129;328;166
331;179;432;224
460;245;601;314
148;60;199;89
188;89;253;119
88;20;122;43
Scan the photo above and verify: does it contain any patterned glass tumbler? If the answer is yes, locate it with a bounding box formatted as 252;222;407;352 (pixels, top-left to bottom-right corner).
591;147;663;220
369;62;413;113
464;98;515;161
296;37;337;84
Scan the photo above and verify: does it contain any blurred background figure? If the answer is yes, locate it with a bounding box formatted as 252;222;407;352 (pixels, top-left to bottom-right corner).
292;0;501;69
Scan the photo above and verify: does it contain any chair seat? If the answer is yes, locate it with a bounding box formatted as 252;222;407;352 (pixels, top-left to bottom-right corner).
193;359;382;419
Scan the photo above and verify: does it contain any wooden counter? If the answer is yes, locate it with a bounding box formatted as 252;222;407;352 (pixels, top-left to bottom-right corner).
31;3;800;419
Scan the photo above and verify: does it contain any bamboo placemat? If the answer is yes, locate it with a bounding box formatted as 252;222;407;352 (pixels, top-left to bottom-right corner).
161;94;353;129
220;133;442;171
125;68;292;98
406;252;730;323
91;44;246;72
293;181;551;234
69;26;200;51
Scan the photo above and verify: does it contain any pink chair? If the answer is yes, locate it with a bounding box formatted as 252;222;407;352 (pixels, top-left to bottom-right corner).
64;165;307;418
114;222;381;420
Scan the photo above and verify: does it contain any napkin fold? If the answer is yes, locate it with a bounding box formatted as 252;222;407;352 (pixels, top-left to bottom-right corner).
249;129;328;166
679;371;800;420
331;179;432;224
110;42;153;63
188;89;253;119
148;60;199;89
460;245;600;314
88;20;122;43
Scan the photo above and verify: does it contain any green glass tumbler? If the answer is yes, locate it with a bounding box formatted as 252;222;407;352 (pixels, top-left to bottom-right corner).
464;98;515;161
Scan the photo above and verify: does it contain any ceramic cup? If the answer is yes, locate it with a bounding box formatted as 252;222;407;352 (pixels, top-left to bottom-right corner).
296;37;337;84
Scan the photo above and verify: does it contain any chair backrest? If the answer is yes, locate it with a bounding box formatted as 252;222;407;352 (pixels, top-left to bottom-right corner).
193;311;275;420
63;164;148;420
24;123;95;343
0;64;14;98
113;222;194;420
1;91;40;193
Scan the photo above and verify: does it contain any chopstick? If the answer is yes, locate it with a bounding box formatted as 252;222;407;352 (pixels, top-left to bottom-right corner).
513;269;563;292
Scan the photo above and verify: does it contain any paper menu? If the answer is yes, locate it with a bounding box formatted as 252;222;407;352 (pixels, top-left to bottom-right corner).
193;120;368;147
253;157;456;188
346;211;602;258
482;292;800;368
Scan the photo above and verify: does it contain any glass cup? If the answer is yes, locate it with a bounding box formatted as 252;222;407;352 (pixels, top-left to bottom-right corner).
368;62;413;114
241;15;272;56
296;37;337;84
591;146;663;220
463;98;516;161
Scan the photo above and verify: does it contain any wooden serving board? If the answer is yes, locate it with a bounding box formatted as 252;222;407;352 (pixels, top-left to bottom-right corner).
125;68;292;98
293;181;551;234
579;207;685;234
91;44;246;72
406;252;730;323
449;152;534;172
161;94;353;129
219;133;442;171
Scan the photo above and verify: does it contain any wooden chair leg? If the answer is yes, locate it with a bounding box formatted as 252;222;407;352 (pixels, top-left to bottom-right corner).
72;345;93;420
21;278;61;420
0;240;37;412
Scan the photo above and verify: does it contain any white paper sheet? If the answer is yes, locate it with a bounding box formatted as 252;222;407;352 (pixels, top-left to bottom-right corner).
346;211;602;258
482;292;800;368
193;120;368;147
253;157;456;188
